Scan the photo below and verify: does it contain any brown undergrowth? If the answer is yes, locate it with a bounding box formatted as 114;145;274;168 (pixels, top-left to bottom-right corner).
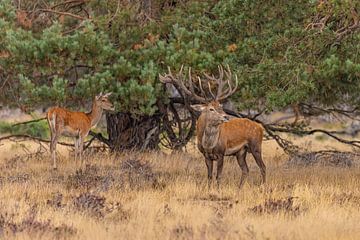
0;150;359;239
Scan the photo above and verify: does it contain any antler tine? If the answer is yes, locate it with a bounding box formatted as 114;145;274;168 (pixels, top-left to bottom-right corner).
159;66;172;83
219;72;238;101
201;72;218;100
207;82;216;100
202;65;235;101
218;65;239;101
215;65;226;100
179;64;184;76
160;66;215;103
187;67;195;93
197;76;207;97
175;66;208;103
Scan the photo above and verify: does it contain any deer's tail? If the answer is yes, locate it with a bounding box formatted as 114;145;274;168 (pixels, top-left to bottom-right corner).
46;109;57;133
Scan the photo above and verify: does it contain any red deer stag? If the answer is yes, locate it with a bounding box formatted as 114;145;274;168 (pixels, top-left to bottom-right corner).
47;93;114;169
160;66;265;187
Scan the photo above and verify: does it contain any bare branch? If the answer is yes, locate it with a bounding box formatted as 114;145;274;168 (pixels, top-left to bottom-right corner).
51;0;86;9
36;8;88;20
0;134;73;147
12;117;46;127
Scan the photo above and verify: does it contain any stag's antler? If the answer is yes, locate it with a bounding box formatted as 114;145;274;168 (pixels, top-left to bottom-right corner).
203;65;238;101
159;65;208;103
159;65;238;102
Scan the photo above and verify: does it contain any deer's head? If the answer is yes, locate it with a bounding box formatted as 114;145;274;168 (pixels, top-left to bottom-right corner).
191;101;229;126
95;92;115;111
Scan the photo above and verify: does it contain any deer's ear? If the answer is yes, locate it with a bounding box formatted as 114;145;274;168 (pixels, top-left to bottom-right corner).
103;92;112;97
95;92;103;100
191;104;206;112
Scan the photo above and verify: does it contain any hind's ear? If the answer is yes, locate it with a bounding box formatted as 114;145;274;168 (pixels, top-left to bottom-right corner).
96;92;104;100
103;92;112;97
191;104;206;112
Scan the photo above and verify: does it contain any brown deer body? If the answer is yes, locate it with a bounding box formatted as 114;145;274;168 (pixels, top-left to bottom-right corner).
193;101;265;187
47;93;113;169
160;66;266;187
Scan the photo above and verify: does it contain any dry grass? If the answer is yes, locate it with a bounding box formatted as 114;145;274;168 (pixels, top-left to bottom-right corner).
0;144;359;240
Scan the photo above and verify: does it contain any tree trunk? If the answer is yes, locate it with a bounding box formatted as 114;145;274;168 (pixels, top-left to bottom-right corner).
106;112;160;151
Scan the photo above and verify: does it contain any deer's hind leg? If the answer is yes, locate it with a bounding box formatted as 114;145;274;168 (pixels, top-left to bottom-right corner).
79;136;84;167
74;136;80;165
47;114;59;170
236;148;249;188
50;132;59;170
250;144;266;184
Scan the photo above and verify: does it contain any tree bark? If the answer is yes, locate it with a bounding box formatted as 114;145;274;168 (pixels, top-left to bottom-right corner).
106;112;160;151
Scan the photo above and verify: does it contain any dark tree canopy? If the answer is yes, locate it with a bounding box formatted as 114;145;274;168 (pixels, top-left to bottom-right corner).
1;0;359;112
0;0;359;151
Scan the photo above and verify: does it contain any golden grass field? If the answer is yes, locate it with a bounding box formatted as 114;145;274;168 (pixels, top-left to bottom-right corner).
0;134;360;240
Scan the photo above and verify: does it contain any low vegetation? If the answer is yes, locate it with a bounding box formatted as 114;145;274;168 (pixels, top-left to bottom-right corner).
0;121;49;138
0;150;359;239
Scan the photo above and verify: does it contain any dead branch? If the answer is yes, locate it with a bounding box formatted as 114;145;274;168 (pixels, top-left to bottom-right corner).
0;133;108;151
51;0;86;9
88;131;111;147
267;124;360;148
12;117;46;127
299;103;360;120
0;134;73;147
36;8;88;20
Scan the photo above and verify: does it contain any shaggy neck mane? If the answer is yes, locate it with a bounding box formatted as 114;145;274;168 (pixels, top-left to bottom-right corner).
201;122;221;150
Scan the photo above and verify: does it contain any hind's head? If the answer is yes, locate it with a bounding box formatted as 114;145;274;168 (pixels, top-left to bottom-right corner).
95;92;115;111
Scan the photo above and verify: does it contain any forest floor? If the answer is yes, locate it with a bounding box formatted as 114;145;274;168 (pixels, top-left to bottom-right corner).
0;134;360;240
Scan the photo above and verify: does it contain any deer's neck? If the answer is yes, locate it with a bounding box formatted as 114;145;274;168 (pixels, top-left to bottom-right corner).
201;121;221;150
87;102;103;127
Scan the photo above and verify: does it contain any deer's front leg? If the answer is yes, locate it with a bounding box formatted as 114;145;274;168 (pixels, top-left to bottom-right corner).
216;155;224;188
204;157;213;188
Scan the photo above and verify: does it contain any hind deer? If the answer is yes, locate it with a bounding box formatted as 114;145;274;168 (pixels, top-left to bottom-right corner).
47;93;114;169
160;66;265;187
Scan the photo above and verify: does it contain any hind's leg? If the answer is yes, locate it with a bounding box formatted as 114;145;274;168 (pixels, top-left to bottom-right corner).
79;136;84;167
74;137;79;164
50;133;58;170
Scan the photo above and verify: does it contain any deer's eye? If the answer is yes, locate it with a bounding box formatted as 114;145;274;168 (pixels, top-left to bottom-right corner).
209;108;215;112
